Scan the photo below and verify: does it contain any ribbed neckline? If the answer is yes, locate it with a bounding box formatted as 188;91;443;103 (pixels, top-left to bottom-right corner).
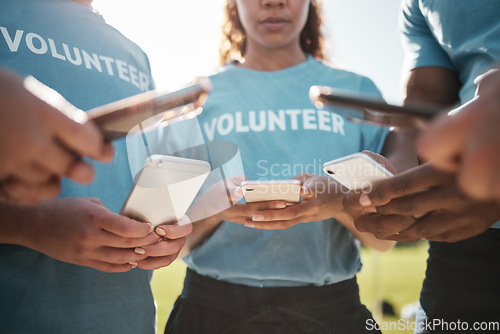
225;54;317;77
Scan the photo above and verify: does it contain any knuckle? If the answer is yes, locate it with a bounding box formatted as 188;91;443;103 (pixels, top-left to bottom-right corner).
374;205;388;215
370;186;387;203
122;237;138;248
115;252;132;264
78;228;94;245
241;206;255;217
29;140;47;157
84;209;100;227
287;206;302;218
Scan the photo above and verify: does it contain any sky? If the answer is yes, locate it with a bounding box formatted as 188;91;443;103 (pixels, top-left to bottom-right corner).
92;0;405;103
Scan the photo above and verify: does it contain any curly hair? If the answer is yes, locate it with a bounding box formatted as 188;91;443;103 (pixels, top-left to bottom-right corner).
219;0;326;65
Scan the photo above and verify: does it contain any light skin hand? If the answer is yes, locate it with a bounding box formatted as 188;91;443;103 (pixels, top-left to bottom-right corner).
245;173;343;230
350;163;500;242
245;171;395;251
0;197;159;272
0;69;113;205
418;67;500;201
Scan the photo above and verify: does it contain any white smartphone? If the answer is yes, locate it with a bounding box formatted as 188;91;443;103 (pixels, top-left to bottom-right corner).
120;154;211;226
322;153;393;191
241;180;302;204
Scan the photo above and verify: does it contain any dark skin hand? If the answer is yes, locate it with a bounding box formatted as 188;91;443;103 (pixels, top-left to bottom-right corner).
344;163;500;243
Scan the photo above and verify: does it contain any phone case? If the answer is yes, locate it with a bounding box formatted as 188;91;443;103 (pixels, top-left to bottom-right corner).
120;155;211;226
322;153;393;191
241;180;302;203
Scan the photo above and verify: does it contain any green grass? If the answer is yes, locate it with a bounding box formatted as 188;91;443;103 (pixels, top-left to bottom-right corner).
357;242;428;334
151;242;429;333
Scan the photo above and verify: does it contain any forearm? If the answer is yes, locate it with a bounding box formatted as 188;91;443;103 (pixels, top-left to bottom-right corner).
403;66;461;107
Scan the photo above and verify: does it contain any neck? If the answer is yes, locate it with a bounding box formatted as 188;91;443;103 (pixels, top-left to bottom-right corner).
239;43;307;71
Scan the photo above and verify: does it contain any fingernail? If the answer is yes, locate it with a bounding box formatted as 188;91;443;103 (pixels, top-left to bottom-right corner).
275;202;286;209
359;193;372;206
367;206;377;213
128;261;138;268
252;214;264;221
148;223;154;233
302;187;309;195
134;247;146;255
155;227;166;236
245;222;256;228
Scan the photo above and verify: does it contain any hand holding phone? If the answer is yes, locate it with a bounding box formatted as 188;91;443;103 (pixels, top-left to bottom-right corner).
241;180;302;204
323;153;393;191
120;155;211;226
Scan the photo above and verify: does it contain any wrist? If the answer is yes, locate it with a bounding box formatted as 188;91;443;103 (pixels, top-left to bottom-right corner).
0;202;42;247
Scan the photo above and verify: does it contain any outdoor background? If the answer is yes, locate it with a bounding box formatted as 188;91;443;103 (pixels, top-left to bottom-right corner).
91;1;427;333
92;0;405;103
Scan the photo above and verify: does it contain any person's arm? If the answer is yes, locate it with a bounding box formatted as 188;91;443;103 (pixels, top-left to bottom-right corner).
348;163;500;242
0;69;113;205
399;0;461;109
418;67;500;200
342;67;500;243
403;66;461;107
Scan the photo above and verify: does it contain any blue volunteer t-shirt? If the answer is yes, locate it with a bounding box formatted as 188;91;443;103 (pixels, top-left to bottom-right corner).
400;0;500;103
183;56;390;287
0;0;156;333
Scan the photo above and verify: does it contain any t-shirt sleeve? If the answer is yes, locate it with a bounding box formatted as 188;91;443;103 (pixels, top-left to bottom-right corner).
399;0;455;73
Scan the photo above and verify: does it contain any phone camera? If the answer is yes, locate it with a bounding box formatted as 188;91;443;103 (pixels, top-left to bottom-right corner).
327;170;335;175
246;188;254;192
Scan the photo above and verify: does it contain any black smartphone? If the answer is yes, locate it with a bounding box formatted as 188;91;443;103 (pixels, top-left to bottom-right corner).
87;78;211;140
309;85;443;129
